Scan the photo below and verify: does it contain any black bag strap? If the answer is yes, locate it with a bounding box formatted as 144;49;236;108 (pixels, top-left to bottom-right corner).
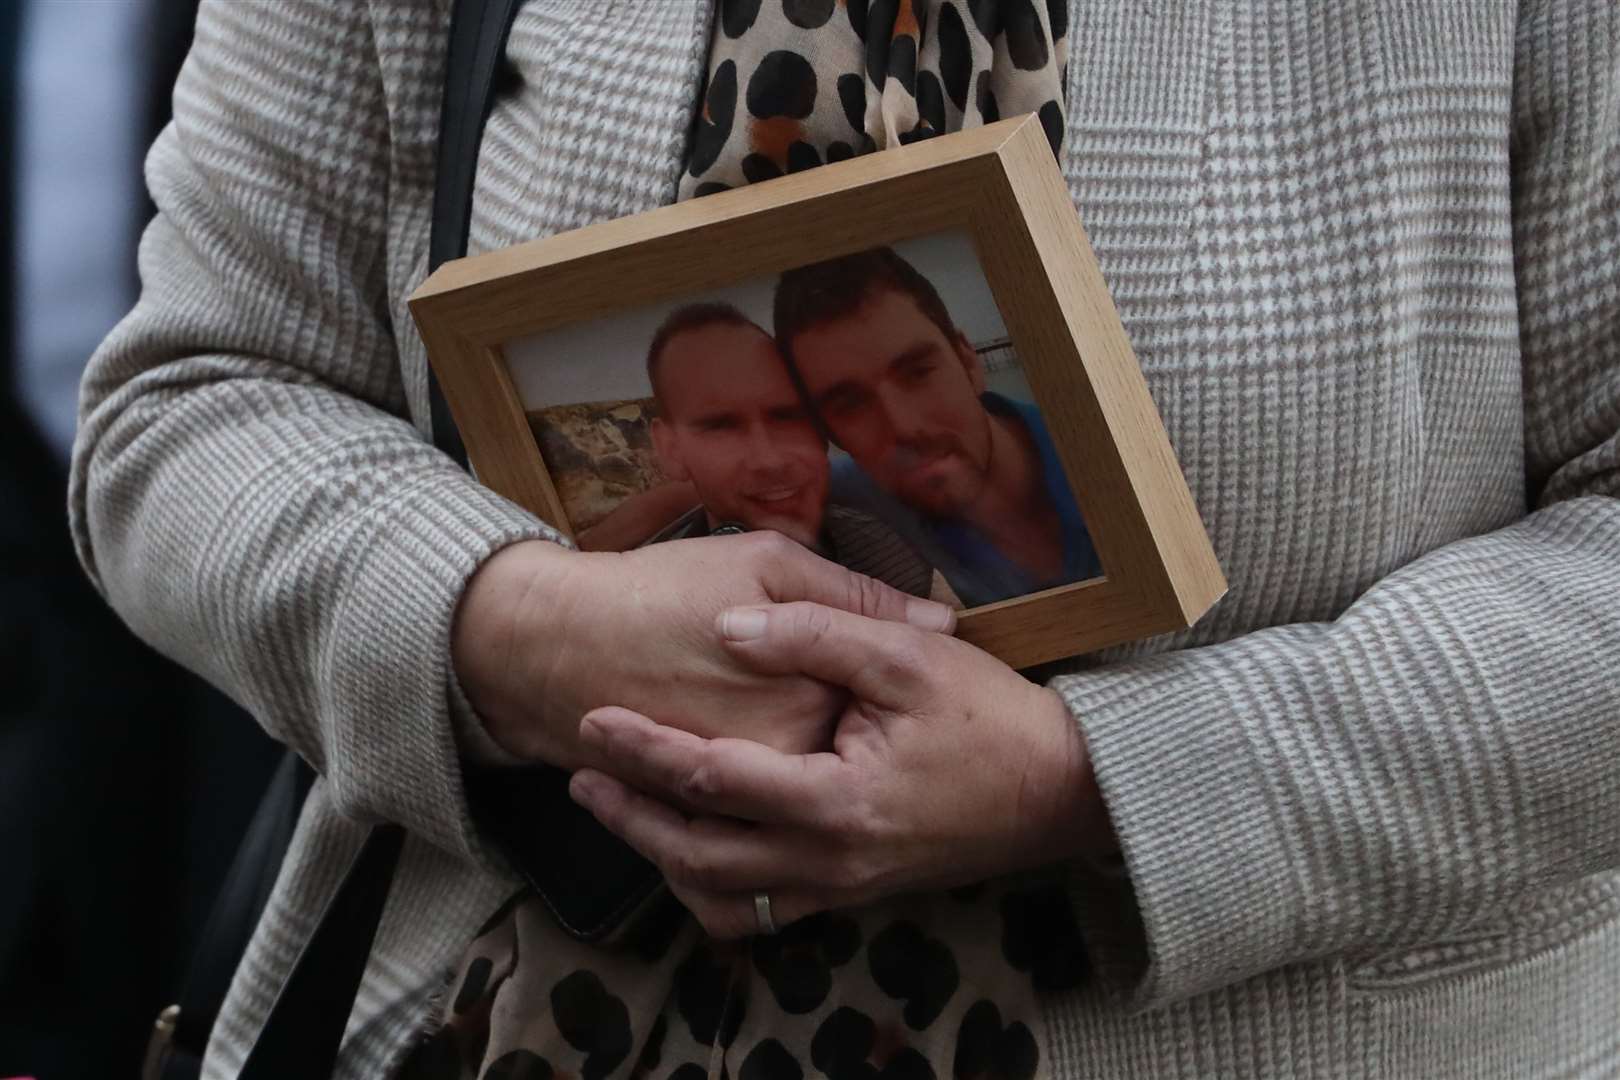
158;754;313;1074
429;0;525;464
234;822;406;1079
227;3;523;1077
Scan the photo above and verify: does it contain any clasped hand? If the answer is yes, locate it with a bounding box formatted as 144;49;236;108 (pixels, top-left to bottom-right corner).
455;534;1108;938
453;532;953;769
568;599;1107;939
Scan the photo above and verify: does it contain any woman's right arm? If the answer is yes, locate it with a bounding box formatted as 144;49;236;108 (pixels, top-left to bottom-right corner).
72;3;947;871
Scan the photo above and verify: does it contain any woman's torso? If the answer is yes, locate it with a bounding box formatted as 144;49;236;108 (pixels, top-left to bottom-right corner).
211;3;1618;1078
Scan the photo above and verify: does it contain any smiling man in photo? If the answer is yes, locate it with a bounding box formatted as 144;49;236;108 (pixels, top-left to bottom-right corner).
648;304;828;546
775;247;1101;607
640;303;934;596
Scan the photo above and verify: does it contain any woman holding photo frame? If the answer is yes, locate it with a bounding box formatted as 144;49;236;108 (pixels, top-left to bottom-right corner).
71;2;1619;1079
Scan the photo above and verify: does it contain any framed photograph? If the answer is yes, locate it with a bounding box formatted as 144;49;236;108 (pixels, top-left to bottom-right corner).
410;114;1224;669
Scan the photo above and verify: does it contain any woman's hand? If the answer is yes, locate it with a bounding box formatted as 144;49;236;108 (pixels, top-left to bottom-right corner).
566;601;1116;938
452;534;955;770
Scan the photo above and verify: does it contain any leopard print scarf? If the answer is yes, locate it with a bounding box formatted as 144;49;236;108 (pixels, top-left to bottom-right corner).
404;4;1073;1079
405;871;1085;1080
681;0;1066;196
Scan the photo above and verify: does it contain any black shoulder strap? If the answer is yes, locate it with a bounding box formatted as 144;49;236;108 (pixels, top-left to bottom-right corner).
234;823;405;1079
233;4;522;1077
428;0;525;467
163;754;312;1074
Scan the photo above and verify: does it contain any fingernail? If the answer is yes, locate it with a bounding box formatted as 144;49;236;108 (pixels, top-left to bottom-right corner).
905;598;956;633
576;715;606;752
720;607;769;641
569;772;599;807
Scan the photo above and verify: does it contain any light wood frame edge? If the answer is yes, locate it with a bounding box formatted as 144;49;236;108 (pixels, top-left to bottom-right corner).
990;118;1227;628
408;115;1224;669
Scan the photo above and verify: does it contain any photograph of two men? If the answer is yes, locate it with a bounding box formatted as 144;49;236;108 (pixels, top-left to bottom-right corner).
509;230;1101;610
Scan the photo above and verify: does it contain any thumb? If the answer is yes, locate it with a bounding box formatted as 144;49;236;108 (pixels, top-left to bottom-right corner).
717;601;926;708
758;537;956;634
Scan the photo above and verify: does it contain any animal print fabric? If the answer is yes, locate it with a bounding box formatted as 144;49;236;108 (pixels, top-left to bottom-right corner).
405;875;1086;1080
679;0;1068;197
402;4;1078;1079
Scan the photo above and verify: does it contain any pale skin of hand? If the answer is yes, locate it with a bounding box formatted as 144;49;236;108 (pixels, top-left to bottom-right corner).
451;533;957;771
567;600;1115;939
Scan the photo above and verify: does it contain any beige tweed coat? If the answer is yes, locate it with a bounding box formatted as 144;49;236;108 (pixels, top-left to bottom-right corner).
70;1;1620;1077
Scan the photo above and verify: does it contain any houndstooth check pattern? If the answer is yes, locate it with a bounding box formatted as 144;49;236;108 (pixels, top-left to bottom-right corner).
70;1;1619;1077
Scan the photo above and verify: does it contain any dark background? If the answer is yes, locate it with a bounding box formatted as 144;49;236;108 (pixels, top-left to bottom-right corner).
1;5;280;1076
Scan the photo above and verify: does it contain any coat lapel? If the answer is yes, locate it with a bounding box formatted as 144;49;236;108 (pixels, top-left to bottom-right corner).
468;0;716;251
399;0;714;435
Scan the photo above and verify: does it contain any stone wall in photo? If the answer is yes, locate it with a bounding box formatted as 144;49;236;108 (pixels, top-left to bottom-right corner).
528;398;664;531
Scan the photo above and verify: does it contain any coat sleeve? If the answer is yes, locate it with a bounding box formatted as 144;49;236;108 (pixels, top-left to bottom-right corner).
1052;0;1620;1007
69;1;557;865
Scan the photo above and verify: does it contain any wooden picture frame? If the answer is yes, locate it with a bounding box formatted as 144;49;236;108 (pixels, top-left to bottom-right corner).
409;114;1224;669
